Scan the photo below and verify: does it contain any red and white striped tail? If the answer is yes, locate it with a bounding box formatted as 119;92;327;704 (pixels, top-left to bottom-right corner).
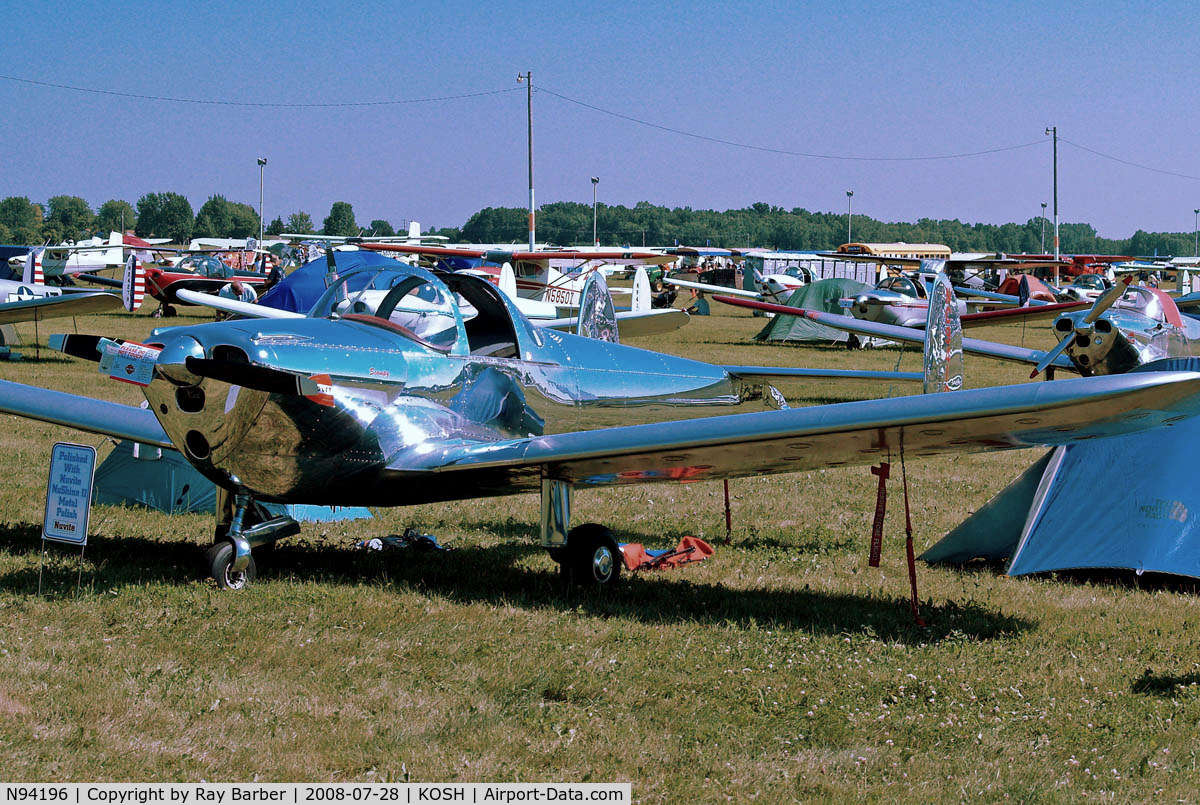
23;249;44;285
122;256;146;312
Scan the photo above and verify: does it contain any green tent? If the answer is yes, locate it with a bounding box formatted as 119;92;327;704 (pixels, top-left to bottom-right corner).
754;278;872;343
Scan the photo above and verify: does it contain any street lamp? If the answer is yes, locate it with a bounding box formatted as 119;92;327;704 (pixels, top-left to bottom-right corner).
591;176;599;246
1194;208;1198;258
1045;127;1059;273
846;190;854;244
257;157;267;244
1040;202;1047;254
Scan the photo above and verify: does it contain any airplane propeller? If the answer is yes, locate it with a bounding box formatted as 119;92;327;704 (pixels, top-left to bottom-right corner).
184;356;313;397
1030;276;1130;378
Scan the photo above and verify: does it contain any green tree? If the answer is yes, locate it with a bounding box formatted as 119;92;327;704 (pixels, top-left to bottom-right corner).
227;202;260;239
0;196;43;244
286;212;315;234
322;202;357;237
137;192;193;243
44;195;95;240
367;219;395;237
265;216;285;237
95;199;136;234
194;195;234;239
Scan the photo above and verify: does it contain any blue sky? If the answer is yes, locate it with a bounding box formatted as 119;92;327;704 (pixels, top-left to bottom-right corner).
2;0;1197;240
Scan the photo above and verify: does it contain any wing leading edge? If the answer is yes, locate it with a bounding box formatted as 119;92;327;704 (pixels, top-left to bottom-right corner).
382;370;1200;497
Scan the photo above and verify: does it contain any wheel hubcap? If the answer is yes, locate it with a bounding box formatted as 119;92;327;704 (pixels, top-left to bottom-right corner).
591;547;613;581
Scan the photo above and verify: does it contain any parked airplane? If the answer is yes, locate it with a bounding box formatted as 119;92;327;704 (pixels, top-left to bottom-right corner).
714;277;1169;379
82;253;273;317
9;264;1198;594
0;254;146;328
358;242;674;310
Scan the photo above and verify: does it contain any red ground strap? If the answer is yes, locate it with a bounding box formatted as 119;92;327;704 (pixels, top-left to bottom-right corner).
868;460;925;627
869;463;889;567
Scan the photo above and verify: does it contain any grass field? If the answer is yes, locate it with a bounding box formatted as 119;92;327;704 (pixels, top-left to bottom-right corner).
1;299;1198;801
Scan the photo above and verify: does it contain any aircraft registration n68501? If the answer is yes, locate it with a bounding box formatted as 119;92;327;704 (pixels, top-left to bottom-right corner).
6;263;1200;591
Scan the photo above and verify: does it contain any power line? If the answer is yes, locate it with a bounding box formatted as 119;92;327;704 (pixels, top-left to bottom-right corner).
537;86;1047;162
1060;137;1200;182
0;74;521;108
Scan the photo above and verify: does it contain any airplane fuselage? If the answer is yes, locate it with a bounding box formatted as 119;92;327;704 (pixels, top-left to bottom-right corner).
141;301;762;506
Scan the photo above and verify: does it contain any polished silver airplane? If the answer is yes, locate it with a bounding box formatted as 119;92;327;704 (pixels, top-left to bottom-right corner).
5;261;1200;592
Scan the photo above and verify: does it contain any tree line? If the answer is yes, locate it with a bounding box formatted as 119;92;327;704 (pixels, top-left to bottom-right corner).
0;195;383;246
1;194;1195;258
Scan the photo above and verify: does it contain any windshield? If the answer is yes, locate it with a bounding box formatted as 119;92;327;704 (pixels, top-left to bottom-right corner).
310;265;466;352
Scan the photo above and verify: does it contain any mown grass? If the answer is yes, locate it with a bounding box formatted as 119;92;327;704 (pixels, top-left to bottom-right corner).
1;301;1198;800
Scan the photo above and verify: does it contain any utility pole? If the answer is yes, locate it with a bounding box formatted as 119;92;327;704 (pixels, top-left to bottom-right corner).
1194;208;1198;258
1045;127;1059;280
518;72;534;251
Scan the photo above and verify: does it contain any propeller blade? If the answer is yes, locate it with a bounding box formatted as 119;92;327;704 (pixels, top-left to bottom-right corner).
1030;333;1075;379
184;357;306;396
1083;276;1131;325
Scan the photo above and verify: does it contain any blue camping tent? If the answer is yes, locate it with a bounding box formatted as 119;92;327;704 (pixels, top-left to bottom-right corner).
93;441;372;523
259;251;402;315
923;361;1200;579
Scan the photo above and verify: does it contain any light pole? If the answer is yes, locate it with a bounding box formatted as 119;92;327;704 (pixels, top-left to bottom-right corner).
257;157;267;244
1040;202;1047;254
591;176;599;246
1194;208;1198;258
846;190;854;244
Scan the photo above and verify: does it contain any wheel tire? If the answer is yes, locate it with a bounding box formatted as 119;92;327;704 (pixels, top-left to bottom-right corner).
205;541;256;590
563;523;622;588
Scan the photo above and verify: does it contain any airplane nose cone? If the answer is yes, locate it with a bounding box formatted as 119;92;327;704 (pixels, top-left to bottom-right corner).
155;334;205;386
855;295;871;314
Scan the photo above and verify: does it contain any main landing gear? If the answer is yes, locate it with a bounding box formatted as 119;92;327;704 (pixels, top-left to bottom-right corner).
206;490;300;590
541;479;623;589
550;524;622;588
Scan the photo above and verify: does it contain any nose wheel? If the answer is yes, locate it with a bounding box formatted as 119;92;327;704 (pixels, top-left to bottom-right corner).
550;523;622;588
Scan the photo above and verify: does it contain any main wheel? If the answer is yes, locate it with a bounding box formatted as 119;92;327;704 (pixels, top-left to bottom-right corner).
205;541;257;590
560;523;622;588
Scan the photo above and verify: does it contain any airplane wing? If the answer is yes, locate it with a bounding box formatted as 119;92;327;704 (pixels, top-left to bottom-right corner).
175;289;305;319
723;366;922;384
361;242;674;265
713;295;1075;372
387;370;1200;490
0;378;170;447
536;308;690;338
666;276;761;298
0;291;125;325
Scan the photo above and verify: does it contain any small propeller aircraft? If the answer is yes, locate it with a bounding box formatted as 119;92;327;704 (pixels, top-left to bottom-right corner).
357;242;674;310
0;253;146;331
714;274;1194;380
82;253;273;318
3;263;1199;594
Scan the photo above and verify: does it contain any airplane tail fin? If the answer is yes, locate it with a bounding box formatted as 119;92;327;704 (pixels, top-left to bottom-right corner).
923;273;963;393
407;221;422;241
631;266;651;312
121;255;146;312
23;248;43;285
576;269;619;343
499;262;518;300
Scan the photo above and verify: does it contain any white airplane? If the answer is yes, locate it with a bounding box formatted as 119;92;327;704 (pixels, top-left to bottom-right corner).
0;253;147;327
358;242;675;311
665;264;806;309
174;252;688;339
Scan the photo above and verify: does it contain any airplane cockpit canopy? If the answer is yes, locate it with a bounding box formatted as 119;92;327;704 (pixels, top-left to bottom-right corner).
176;254;236;279
1114;285;1168;321
308;263;535;359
